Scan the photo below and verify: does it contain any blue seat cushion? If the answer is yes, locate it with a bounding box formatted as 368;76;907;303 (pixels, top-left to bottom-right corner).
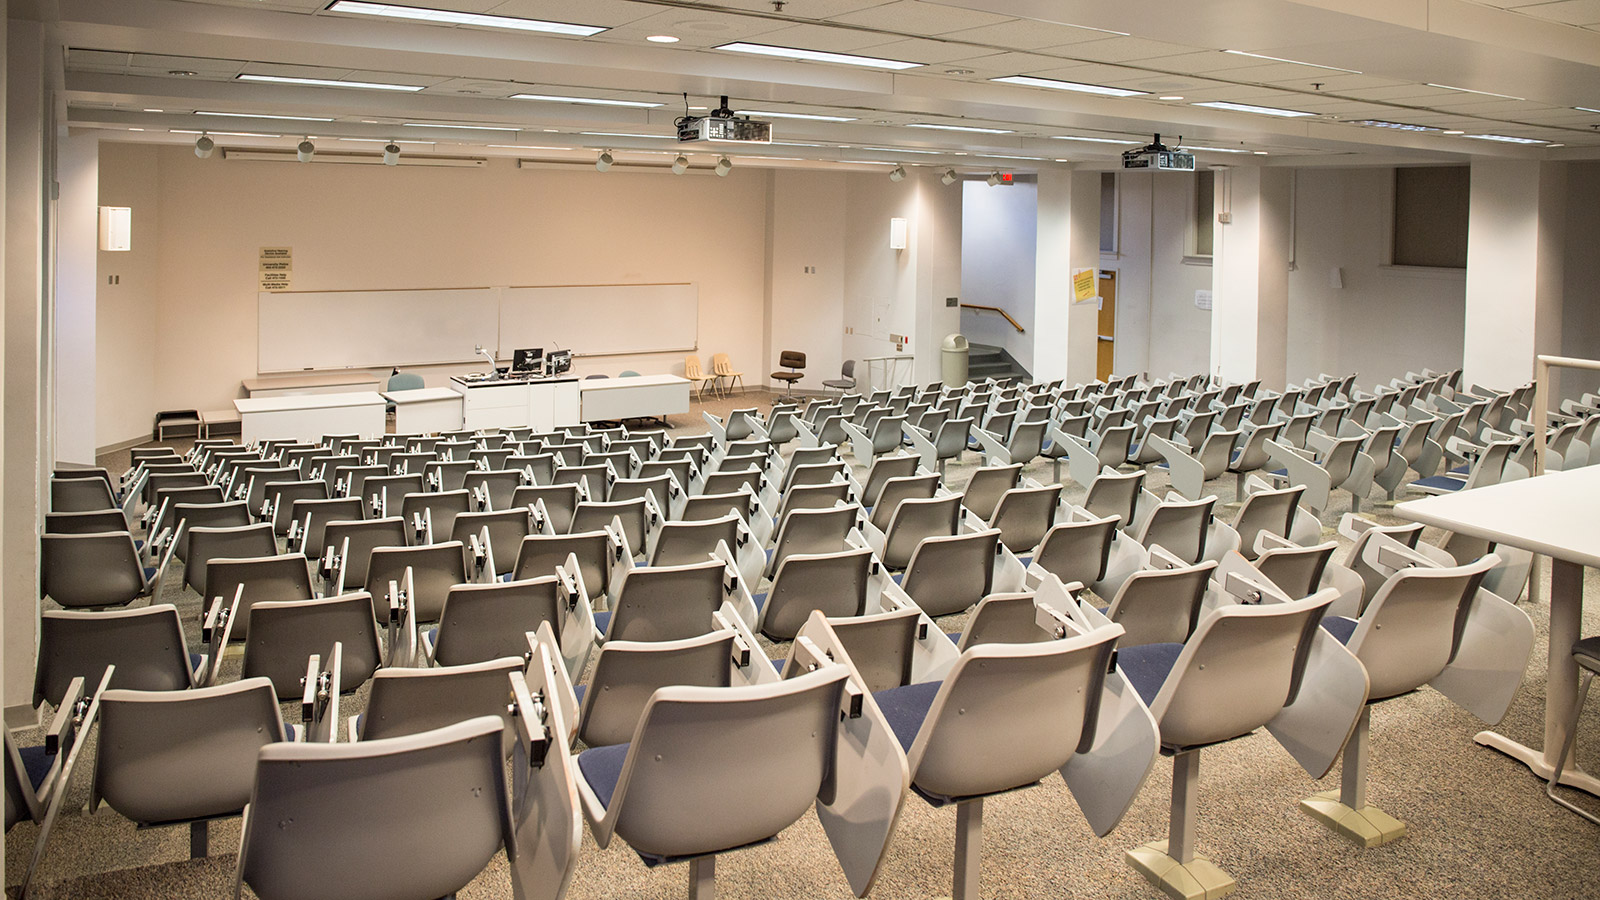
1017;555;1032;568
425;626;438;647
1271;468;1289;478
872;680;943;753
144;566;158;582
577;742;631;809
771;658;785;673
189;652;204;675
945;631;962;643
753;592;767;613
1230;449;1241;463
593;611;612;634
1449;464;1470;475
764;548;774;562
1118;642;1185;707
574;683;587;705
891;572;904;585
18;745;54;792
283;723;301;742
1321;615;1359;645
1412;475;1465;492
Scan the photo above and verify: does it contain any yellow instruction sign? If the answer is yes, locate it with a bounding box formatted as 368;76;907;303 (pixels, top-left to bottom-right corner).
259;247;292;291
1072;268;1097;303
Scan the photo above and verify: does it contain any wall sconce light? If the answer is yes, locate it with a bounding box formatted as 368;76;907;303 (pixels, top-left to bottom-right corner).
889;217;908;250
98;206;132;251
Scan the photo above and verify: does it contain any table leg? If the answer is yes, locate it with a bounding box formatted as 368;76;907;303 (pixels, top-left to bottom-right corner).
1475;557;1600;796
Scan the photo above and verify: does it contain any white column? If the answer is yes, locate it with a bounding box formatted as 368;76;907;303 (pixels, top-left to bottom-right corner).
912;168;962;386
1210;167;1291;390
1463;159;1565;391
5;18;45;724
1034;168;1100;384
56;133;96;463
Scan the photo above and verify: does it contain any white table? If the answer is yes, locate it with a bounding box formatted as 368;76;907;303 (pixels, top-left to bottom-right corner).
382;387;463;434
234;391;386;443
1396;465;1600;797
580;374;691;423
861;354;915;393
243;372;384;398
450;375;580;432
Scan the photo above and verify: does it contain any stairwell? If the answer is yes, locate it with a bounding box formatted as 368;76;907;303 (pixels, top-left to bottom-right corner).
966;342;1030;383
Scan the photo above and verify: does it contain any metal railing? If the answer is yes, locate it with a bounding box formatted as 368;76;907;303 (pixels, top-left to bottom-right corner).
1532;354;1600;475
958;304;1025;334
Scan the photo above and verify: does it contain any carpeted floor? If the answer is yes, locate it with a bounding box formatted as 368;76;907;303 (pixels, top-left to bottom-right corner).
14;387;1598;899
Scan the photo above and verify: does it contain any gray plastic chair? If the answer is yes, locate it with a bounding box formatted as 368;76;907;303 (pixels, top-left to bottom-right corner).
867;473;940;534
50;476;118;512
758;547;874;641
961;464;1022;522
1102;559;1217;647
352;657;522;748
242;593;382;699
323;517;408;589
264;480;329;535
289;497;365;558
463;470;523;512
880;494;963;570
425;576;565;667
599;558;728;643
1084;469;1144;530
767;504;856;577
34;606;201;708
650;513;742;569
365;541;469;624
904;417;973;477
987;483;1062;554
515;483;581;533
515;530;616;598
398;489;469;544
578;631;737;748
899;528;1001;617
202;554;314;639
822;359;857;394
41;532;149;609
451;509;532;580
1232;483;1306;559
1132;495;1216;565
183;523;278;596
571;498;649;556
1028;514;1120;588
236;716;512;900
574;667;848;894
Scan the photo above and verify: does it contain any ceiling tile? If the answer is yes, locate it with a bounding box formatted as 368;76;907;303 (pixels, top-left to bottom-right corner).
826;0;1014;34
482;0;659;27
1066;37;1205;63
1511;0;1600;25
746;22;914;52
589;10;791;48
939;18;1117;50
852;37;1004;64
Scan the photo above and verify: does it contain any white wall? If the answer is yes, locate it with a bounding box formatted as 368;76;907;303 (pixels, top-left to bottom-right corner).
1146;172;1214;378
961;179;1036;370
1559;161;1600;402
55;133;96;462
95;147;772;447
767;169;845;391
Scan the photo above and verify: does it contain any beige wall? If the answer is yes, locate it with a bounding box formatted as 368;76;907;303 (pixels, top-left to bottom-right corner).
96;146;773;447
97;143;161;447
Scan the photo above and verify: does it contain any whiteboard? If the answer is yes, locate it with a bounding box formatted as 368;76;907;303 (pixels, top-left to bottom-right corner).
258;289;500;372
499;284;697;357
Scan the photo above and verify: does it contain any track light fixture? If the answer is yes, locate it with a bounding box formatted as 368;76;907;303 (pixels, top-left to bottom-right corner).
596;150;614;172
941;168;957;185
194;134;215;159
383;142;400;166
672;154;689;175
986;171;1001;186
889;164;907;182
715;156;732;176
297;139;315;162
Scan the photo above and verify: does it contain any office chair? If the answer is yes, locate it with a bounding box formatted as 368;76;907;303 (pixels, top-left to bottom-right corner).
822;359;857;395
771;350;806;398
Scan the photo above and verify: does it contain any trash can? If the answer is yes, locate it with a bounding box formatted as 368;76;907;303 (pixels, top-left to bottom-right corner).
941;334;969;388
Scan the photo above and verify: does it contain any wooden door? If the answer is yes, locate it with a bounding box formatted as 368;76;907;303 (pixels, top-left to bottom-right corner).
1096;270;1117;381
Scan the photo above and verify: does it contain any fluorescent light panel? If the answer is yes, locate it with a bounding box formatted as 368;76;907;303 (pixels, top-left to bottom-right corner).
1347;119;1441;133
1051;135;1139;144
1222;49;1360;74
170;129;281;137
510;93;662;108
992;75;1144;97
905;123;1013;134
237;73;424;92
488;144;570;151
714;42;921;70
1463;134;1545;144
1193;100;1314;118
326;1;604;36
194;110;336;122
737;109;856;122
338;138;434;144
862;147;947;155
1180;145;1251;154
1575;107;1600;114
402;122;519;131
1426;83;1525;101
579;131;669;139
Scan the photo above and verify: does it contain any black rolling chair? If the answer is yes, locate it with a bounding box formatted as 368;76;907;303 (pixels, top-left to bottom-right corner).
771;350;806;398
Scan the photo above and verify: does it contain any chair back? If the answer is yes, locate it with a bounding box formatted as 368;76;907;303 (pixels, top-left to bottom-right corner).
778;350;807;371
35;606;192;707
609;474;674;509
1255;541;1335;599
49;477;118;512
901;528;1001;616
1085;469;1143;526
868;473;940;533
291;497;365;557
41;532;145;609
1138;496;1216;565
366;542;469;623
265;480;329;534
325;518;408;585
243;593;382;698
359;658;522;746
580;632;735;748
1032;515;1118;586
684;355;706;380
184;523;278;594
451;509;531;577
45;510;128;534
1106;560;1216;646
990;484;1062;553
827;608;921;692
1232;421;1282;471
240;717;510;900
1349;550;1497;699
386;371;425;392
434;578;563;666
399;489;469;539
607;558;727;642
962;464;1022;521
762;548;873;641
651;514;740;569
1233;484;1304;559
958;592;1049;649
570;498;646;553
204;554;315;638
95;678;285;825
857;454;918;507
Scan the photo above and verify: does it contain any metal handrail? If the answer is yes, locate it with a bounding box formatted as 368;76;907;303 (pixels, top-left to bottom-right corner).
959;304;1025;334
1533;354;1600;475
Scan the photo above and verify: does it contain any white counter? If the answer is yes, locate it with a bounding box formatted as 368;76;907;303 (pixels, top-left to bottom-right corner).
580;374;691;423
243;372;385;398
382;387;463;434
450;376;580;431
234;391;386;443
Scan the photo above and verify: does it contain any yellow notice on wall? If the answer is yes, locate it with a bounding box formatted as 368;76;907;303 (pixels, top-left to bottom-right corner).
259;247;292;291
1072;268;1098;304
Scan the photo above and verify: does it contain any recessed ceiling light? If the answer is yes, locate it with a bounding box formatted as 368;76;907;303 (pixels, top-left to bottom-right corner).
646;35;680;43
142;108;164;113
168;70;198;76
1574;107;1600;114
1158;96;1184;101
487;144;569;151
194;110;337;122
338;138;435;145
862;147;945;155
1463;134;1545;144
402;122;520;131
325;2;604;36
169;129;281;138
1548;143;1566;148
770;141;827;147
1252;151;1269;155
1194;100;1314;118
905;123;1013;134
510;93;663;108
976;153;1048;161
1443;130;1465;135
237;74;425;92
1222;50;1361;74
1426;84;1525;101
738;109;857;122
714;42;921;71
992;75;1144;97
1180;145;1251;154
944;68;975;75
128;127;144;131
1051;135;1139;144
579;131;668;139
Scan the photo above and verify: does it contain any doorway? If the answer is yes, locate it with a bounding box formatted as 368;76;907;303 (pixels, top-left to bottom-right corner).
1096;270;1117;381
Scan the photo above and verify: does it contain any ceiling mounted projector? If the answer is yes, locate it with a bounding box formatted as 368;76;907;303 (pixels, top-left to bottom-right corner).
677;95;772;144
1121;133;1195;171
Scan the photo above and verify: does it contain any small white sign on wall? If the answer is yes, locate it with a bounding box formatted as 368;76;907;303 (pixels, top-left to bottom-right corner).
1194;289;1214;311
